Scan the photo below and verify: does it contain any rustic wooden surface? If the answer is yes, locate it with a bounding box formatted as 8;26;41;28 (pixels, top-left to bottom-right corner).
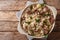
0;0;60;40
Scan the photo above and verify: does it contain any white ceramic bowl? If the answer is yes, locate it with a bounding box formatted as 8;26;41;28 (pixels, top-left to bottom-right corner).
16;3;57;40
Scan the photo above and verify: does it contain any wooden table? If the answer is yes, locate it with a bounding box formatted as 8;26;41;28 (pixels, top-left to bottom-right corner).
0;0;60;40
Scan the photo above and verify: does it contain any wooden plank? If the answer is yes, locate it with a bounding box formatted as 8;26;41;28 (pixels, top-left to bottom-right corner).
53;21;60;32
0;0;27;10
0;21;18;32
45;0;60;9
0;20;59;32
56;10;60;21
47;32;60;40
0;0;60;10
56;14;60;21
0;32;26;40
0;11;18;21
0;0;59;10
0;32;13;40
14;32;28;40
57;10;60;14
0;32;28;40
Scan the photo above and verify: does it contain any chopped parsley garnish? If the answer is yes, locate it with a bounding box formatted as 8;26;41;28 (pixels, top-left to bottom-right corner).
43;14;47;17
30;16;32;19
46;13;51;16
25;21;31;24
43;19;47;25
30;30;34;36
43;19;50;27
43;12;51;17
43;19;47;23
41;4;45;7
44;34;48;38
30;5;33;10
35;18;40;22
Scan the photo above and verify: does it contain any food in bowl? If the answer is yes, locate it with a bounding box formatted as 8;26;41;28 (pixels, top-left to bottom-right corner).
20;4;54;37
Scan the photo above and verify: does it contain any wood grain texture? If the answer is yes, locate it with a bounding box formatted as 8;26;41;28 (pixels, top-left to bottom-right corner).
53;21;60;32
14;32;28;40
45;0;60;9
0;32;13;40
0;0;59;10
0;0;27;10
0;11;18;21
47;32;60;40
0;32;28;40
0;21;18;32
56;14;60;21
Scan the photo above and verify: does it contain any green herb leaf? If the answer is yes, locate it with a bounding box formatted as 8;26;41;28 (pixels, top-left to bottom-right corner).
30;5;33;10
43;13;51;17
44;34;48;38
30;16;32;19
47;13;51;16
35;18;40;22
41;4;45;7
30;30;34;36
42;11;51;17
43;19;47;25
43;14;47;17
25;22;31;24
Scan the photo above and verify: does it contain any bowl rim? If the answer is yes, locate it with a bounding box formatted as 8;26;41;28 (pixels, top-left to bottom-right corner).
17;3;57;38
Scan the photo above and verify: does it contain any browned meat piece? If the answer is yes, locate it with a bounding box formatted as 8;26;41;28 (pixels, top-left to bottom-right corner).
49;15;54;24
43;6;50;12
44;29;48;35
